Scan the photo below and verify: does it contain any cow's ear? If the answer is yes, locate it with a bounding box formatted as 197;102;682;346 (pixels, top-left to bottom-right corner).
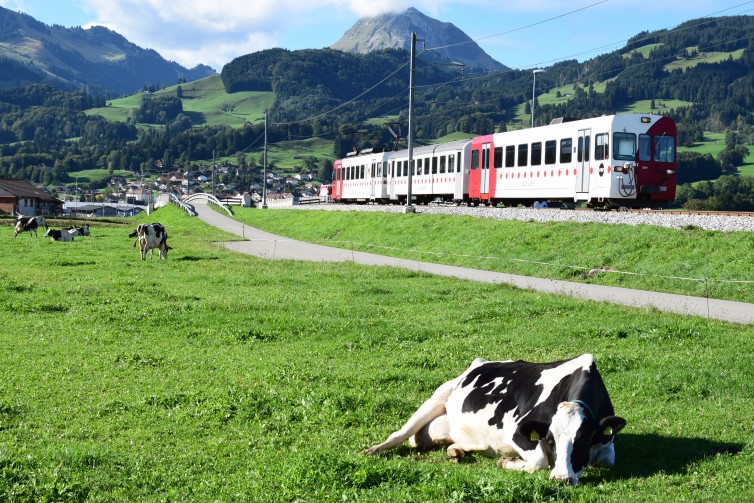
518;420;549;444
598;416;626;437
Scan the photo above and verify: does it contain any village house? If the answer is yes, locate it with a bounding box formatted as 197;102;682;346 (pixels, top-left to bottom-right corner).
0;178;64;216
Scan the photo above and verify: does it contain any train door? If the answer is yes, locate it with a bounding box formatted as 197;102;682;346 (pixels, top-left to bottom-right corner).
468;136;492;201
370;161;376;199
480;143;491;200
389;160;397;201
333;160;342;200
576;129;591;198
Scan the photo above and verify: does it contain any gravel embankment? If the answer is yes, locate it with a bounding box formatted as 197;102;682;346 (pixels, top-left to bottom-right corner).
283;203;754;232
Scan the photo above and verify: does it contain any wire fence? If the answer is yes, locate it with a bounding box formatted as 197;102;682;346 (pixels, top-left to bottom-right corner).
314;239;754;287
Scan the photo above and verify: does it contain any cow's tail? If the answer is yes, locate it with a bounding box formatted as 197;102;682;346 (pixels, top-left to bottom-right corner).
364;377;458;455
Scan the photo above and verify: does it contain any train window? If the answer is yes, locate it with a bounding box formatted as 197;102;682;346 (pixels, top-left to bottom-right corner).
471;150;480;170
531;142;542;166
585;136;591;162
371;162;375;178
505;146;515;167
654;136;675;163
517;144;528;167
639;134;651;161
613;133;636;161
440;156;446;174
545;140;557;164
494;147;503;168
560;139;572;163
595;133;609;160
403;160;409;177
578;136;591;162
432;157;438;174
416;158;422;175
449;154;456;173
361;165;365;179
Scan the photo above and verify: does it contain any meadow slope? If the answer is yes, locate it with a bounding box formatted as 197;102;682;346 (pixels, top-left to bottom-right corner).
1;206;752;502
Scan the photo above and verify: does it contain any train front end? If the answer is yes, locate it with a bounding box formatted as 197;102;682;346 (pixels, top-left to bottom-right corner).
609;115;677;209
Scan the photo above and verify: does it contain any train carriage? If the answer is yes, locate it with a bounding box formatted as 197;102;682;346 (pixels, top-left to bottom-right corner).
385;140;471;204
333;140;471;204
468;114;676;209
332;148;391;203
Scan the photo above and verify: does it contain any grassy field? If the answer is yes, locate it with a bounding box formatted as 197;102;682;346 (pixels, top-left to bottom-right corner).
86;75;276;128
1;206;752;501
235;208;754;304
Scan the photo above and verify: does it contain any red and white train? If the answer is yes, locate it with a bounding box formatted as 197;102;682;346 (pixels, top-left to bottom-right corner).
331;114;677;209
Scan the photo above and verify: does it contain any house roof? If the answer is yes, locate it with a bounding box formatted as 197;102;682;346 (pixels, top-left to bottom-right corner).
0;179;62;203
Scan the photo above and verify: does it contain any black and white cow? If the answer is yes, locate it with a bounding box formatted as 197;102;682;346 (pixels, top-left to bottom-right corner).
14;215;48;238
44;228;76;242
365;354;626;486
67;224;90;236
128;223;169;260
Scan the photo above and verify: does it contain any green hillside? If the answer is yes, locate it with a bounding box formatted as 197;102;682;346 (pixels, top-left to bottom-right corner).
87;74;275;127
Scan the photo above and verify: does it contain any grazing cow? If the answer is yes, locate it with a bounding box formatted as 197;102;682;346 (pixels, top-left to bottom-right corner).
128;223;169;260
13;215;48;238
365;354;626;486
44;228;76;242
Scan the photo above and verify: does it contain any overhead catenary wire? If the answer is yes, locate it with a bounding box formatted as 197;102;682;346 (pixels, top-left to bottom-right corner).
256;1;754;149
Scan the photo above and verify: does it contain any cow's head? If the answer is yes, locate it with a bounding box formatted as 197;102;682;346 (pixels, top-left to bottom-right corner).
518;402;625;486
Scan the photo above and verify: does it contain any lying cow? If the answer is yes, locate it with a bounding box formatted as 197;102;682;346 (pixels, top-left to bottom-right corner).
67;224;90;236
365;354;625;486
45;228;76;242
14;215;48;238
128;223;169;260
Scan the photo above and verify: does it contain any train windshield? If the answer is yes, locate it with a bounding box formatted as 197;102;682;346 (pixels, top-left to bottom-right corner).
613;132;636;161
654;135;675;163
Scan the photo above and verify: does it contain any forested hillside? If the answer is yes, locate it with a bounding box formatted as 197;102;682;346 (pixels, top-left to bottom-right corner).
2;16;754;209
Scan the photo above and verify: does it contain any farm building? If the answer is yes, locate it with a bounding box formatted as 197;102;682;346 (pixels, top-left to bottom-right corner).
0;178;64;216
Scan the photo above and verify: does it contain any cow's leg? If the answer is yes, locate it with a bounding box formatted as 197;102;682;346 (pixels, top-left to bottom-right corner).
365;377;459;455
409;413;452;450
497;448;549;473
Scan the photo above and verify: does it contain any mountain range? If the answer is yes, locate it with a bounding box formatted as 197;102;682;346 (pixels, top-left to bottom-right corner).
0;6;506;97
0;6;215;96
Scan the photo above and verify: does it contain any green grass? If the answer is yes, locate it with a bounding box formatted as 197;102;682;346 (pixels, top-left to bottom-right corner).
1;205;753;501
65;169;134;186
87;75;276;128
664;48;745;72
234;208;754;304
624;44;664;59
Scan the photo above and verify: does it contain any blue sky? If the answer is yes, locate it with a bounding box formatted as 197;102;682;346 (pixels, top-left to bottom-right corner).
2;1;752;72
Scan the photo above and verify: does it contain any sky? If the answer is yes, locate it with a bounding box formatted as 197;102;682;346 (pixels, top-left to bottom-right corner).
2;0;753;72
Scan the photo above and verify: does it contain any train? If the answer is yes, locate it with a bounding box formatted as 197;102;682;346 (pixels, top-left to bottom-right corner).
331;114;677;209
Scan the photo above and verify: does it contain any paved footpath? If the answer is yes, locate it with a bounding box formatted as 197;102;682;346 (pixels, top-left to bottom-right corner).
194;204;754;324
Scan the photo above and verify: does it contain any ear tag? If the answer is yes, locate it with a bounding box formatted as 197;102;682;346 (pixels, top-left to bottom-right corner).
602;426;614;436
530;431;540;442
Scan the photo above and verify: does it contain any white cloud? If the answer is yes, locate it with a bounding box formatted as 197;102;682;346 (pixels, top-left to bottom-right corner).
74;0;493;70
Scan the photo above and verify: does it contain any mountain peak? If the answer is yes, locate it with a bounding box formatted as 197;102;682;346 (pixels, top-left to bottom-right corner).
330;7;508;72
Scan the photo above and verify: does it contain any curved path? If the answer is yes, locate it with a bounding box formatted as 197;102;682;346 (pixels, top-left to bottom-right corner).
194;203;754;324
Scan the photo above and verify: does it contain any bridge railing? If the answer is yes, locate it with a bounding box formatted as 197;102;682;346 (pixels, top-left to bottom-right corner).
184;193;233;216
169;193;198;216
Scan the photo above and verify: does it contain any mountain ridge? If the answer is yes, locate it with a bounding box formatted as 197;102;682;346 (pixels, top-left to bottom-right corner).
331;7;508;73
0;6;215;96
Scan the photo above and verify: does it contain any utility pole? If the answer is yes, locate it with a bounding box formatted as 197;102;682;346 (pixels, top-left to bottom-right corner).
405;32;417;213
263;113;268;209
532;69;547;128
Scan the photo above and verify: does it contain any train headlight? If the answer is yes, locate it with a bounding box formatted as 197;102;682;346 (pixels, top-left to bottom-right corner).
666;169;676;175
